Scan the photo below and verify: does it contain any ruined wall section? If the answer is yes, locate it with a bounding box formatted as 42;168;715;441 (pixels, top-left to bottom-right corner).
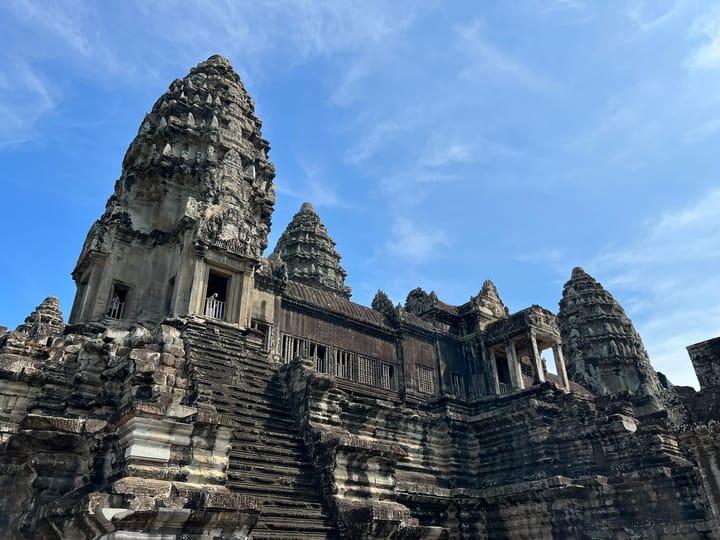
281;350;715;539
0;299;256;538
678;338;720;537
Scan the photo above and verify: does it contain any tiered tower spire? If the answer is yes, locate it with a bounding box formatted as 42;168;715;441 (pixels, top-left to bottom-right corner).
107;54;275;257
558;267;663;405
70;55;276;325
272;202;351;298
473;279;507;319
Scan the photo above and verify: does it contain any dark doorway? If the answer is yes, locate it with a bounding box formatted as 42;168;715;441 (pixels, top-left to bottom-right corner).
108;283;130;319
495;352;511;385
205;271;229;320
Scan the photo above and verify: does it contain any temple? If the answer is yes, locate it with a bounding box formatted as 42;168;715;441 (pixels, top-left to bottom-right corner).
2;55;720;539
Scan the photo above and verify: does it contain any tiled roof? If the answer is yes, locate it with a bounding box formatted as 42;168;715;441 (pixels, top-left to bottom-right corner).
284;281;388;328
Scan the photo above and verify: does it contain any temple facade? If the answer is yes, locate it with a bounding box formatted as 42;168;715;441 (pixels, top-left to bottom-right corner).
2;56;720;539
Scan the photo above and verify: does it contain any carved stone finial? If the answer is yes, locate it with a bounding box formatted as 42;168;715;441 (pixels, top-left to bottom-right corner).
271;202;351;298
372;290;394;315
200;54;232;68
473;279;507;319
15;297;65;342
256;253;289;293
372;290;401;325
405;288;432;317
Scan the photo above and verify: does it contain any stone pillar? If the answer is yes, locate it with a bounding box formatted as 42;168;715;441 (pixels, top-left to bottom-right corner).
170;234;198;318
552;344;569;391
434;338;445;396
484;342;500;395
505;340;524;390
396;336;407;401
86;255;109;321
527;331;545;384
188;255;207;317
238;271;254;328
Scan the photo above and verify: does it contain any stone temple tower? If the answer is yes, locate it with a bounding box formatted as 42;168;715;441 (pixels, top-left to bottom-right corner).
69;55;275;326
272;202;352;298
557;267;663;413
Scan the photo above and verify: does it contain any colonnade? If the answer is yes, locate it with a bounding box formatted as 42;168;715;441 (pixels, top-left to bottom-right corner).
486;330;569;394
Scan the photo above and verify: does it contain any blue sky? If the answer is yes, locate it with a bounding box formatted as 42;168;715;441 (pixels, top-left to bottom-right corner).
1;1;719;387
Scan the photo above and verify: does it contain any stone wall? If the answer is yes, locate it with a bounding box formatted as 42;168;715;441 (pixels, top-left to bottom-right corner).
0;308;259;538
279;356;715;539
688;337;720;391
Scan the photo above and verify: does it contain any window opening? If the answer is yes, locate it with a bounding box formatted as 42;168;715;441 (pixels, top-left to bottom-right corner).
452;373;465;399
205;271;229;320
417;365;436;394
281;334;295;363
108;284;129;320
279;332;397;391
380;363;396;390
334;349;353;379
495;352;511;394
165;276;175;316
311;343;327;373
495;353;510;384
358;355;377;386
250;319;270;350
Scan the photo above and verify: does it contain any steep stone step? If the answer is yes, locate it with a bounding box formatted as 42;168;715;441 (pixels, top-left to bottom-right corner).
182;321;338;539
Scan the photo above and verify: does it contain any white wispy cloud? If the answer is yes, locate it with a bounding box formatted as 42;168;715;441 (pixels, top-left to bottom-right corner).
275;160;344;209
535;0;594;24
7;0;92;55
625;1;683;34
386;218;450;263
456;21;557;93
419;142;473;168
689;6;720;71
589;188;720;387
0;57;56;146
343;119;411;164
0;0;425;143
514;248;569;277
553;0;586;9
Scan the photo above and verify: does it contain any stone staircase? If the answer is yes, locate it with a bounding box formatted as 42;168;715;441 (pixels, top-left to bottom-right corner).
182;321;339;540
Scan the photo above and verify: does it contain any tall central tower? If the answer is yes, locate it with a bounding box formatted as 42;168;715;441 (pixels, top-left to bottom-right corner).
69;55;275;326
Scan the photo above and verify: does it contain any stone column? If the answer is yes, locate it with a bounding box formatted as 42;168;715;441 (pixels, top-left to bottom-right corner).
169;234;196;317
505;340;524;390
485;344;500;395
552;344;569;390
85;254;109;321
434;338;445;396
235;270;252;327
188;256;207;317
527;331;546;384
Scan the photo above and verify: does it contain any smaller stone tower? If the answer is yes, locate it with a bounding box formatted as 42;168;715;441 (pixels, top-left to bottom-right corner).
69;55;275;327
271;202;351;298
558;267;663;412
